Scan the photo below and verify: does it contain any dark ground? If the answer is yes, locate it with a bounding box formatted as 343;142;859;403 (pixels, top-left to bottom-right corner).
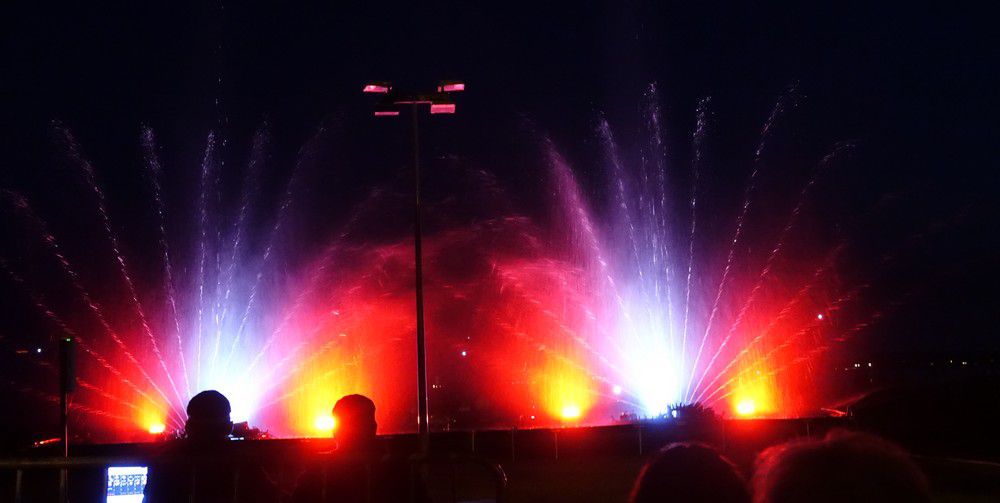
3;417;1000;501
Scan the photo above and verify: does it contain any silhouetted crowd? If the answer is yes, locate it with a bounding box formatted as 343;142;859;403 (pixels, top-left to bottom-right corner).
144;390;931;502
630;433;929;503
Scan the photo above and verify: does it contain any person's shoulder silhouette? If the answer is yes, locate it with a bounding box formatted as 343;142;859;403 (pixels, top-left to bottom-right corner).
631;442;750;503
144;390;279;503
752;429;930;503
291;394;427;503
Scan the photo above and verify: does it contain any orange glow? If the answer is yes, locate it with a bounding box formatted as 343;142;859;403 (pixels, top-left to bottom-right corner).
282;344;369;437
251;249;432;436
136;400;168;436
560;404;581;420
314;415;337;434
735;399;756;416
730;375;775;418
534;356;593;423
273;296;407;436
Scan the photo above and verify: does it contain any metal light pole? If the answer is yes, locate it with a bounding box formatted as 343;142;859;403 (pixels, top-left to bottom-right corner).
411;102;428;448
58;336;76;502
363;80;464;450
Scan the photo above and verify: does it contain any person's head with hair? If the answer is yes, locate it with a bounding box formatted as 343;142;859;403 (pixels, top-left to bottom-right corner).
184;390;233;442
631;442;751;503
752;429;930;503
332;394;378;452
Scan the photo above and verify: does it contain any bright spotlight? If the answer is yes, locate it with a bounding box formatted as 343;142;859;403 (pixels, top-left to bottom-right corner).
612;385;623;395
560;404;581;420
735;399;756;417
202;377;260;423
817;313;825;320
148;423;166;435
314;415;337;434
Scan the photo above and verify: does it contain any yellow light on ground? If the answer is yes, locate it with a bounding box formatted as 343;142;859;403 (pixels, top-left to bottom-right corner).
148;423;166;434
560;404;581;420
735;399;756;417
535;356;593;423
314;414;337;434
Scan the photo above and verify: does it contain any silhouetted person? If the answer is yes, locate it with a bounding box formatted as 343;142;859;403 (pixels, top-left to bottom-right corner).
144;390;280;503
752;429;930;503
630;442;751;503
331;394;380;453
291;394;428;503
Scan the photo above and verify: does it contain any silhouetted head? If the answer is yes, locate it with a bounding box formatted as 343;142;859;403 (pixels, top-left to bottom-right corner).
752;429;929;503
631;442;750;503
332;394;377;451
184;390;233;442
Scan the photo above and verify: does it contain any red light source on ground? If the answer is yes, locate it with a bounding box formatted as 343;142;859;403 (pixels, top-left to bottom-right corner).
560;404;581;420
362;82;392;93
735;399;756;417
314;414;336;434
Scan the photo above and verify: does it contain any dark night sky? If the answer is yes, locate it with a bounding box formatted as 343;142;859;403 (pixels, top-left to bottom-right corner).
0;1;997;439
5;2;993;331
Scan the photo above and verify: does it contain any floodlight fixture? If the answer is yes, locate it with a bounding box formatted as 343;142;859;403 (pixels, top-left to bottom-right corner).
374;103;401;116
429;100;456;114
363;81;393;93
437;80;466;92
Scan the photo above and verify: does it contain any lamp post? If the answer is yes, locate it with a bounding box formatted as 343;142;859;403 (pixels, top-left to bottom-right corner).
363;80;464;450
58;336;75;502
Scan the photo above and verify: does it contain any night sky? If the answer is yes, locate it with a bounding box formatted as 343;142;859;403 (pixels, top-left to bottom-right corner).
0;1;997;441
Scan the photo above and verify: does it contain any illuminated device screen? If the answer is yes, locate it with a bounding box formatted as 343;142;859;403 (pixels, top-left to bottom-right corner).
106;466;147;503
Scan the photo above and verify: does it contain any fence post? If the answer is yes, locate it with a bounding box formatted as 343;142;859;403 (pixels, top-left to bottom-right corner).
59;469;67;503
510;429;516;463
14;469;22;503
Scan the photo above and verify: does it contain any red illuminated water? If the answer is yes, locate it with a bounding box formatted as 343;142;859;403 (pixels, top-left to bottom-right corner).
0;89;899;442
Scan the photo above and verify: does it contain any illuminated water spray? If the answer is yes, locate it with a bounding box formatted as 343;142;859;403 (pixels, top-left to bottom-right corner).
0;87;906;439
539;84;859;420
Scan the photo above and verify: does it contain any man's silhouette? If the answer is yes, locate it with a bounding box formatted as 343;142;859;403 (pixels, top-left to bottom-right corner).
291;394;427;503
144;390;279;503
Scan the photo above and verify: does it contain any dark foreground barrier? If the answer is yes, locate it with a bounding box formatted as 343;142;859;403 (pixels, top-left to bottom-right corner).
0;418;848;502
0;451;507;503
420;417;849;463
6;417;1000;502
